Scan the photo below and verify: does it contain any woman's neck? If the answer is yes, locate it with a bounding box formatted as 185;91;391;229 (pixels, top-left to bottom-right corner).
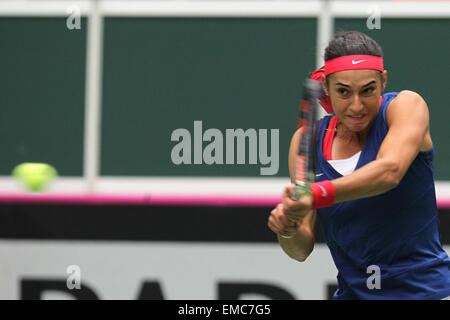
335;121;371;146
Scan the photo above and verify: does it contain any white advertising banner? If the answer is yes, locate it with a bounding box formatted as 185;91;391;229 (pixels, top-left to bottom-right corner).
0;241;339;300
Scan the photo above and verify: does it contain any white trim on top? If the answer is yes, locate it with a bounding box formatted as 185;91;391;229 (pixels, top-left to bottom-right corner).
98;1;322;17
0;1;92;16
1;1;449;18
331;1;450;18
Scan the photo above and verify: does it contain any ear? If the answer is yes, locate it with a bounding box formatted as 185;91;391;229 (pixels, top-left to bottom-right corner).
321;74;329;96
381;70;388;91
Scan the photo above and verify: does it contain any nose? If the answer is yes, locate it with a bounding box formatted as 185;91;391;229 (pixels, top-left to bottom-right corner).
349;95;365;113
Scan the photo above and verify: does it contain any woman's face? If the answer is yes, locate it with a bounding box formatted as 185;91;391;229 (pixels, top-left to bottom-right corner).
323;69;387;133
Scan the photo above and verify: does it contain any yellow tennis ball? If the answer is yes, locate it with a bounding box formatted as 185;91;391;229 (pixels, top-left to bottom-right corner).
12;163;58;192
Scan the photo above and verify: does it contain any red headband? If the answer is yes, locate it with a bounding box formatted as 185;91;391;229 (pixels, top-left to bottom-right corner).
324;55;383;76
310;55;384;113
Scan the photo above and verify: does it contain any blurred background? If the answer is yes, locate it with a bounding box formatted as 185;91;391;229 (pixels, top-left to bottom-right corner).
0;0;449;299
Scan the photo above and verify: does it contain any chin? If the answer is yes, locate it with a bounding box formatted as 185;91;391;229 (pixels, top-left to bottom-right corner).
346;121;369;133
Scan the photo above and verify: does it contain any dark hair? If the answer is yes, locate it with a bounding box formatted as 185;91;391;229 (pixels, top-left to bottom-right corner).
324;31;383;61
324;31;384;85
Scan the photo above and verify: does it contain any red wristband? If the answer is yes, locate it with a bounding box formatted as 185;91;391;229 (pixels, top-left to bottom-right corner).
310;180;336;209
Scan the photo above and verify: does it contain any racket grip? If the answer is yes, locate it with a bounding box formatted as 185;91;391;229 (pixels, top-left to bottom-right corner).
290;181;311;201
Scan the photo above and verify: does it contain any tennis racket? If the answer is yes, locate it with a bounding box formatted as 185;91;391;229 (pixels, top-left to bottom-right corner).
290;79;321;201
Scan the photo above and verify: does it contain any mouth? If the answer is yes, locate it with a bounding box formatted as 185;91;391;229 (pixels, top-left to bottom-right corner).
347;114;366;121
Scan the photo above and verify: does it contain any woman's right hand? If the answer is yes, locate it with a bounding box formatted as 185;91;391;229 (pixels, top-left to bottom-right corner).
268;203;298;239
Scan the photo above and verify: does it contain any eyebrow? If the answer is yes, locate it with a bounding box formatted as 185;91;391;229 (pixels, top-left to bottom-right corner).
362;80;377;87
336;80;376;88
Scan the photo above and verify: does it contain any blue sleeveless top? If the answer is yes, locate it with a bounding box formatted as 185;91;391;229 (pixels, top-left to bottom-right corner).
315;92;450;300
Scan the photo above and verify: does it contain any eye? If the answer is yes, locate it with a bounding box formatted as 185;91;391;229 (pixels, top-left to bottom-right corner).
363;87;375;94
338;88;348;95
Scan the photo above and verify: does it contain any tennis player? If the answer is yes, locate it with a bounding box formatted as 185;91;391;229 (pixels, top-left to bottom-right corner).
268;31;450;299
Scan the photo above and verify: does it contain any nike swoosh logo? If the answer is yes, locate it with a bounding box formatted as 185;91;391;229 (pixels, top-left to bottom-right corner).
352;59;366;64
315;173;324;177
318;185;328;197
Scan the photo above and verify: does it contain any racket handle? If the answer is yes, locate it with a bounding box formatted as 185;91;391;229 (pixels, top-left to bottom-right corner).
290;181;311;201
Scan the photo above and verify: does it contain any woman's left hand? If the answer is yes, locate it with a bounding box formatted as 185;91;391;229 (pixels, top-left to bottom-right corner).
282;184;314;223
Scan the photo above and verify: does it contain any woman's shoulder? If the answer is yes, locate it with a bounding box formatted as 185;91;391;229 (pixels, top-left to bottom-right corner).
381;90;427;121
388;90;427;106
385;90;428;113
397;90;424;98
